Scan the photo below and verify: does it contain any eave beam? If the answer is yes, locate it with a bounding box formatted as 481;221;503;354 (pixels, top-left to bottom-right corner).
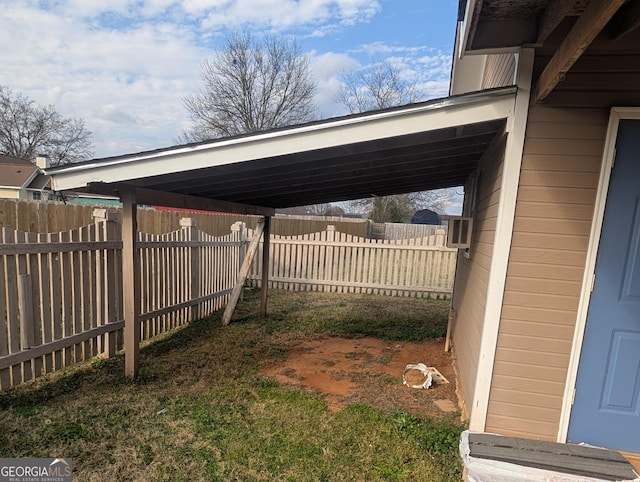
88;183;275;217
536;0;580;45
536;0;625;101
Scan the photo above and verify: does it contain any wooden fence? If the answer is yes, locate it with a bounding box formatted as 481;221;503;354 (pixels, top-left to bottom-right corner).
0;212;243;391
247;225;457;298
0;199;370;237
381;223;447;241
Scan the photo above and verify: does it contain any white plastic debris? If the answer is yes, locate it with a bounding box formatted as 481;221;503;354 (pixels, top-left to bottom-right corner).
402;363;433;389
402;363;449;389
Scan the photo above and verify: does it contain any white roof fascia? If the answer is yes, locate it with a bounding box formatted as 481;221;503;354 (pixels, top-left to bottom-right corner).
49;89;516;192
451;54;488;95
458;0;476;58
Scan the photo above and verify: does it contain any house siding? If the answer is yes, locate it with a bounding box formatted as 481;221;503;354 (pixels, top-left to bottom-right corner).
485;105;609;440
0;188;22;200
452;133;506;415
482;53;516;90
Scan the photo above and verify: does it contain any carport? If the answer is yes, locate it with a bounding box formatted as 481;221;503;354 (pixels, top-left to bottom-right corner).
47;86;516;378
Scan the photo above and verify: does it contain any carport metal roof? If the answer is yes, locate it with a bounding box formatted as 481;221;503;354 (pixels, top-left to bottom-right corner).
48;87;516;215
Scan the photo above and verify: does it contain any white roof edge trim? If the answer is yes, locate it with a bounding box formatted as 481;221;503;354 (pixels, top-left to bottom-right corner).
458;0;476;58
47;87;516;177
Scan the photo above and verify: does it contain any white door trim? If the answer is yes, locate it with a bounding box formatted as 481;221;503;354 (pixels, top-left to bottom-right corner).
557;107;640;443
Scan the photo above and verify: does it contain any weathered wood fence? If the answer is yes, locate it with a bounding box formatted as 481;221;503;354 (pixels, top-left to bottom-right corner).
247;225;457;298
0;212;243;390
0;199;370;237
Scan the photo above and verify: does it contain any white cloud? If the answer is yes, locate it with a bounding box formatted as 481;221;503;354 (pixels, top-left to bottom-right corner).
311;51;358;117
0;3;206;157
356;41;425;56
199;0;380;31
416;80;450;99
95;104;141;124
0;0;451;158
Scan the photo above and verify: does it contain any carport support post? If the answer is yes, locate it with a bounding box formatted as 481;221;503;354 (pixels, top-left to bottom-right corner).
260;216;271;317
121;188;140;378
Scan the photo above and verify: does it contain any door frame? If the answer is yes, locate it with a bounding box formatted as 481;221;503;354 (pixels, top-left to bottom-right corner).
558;107;640;443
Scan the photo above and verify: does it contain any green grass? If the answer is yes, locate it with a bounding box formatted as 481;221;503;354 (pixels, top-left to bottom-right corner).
233;289;451;341
0;289;463;481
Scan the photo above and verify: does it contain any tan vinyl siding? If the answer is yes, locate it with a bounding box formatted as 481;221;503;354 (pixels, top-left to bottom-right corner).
452;133;506;415
485;105;609;440
0;188;22;199
482;53;516;89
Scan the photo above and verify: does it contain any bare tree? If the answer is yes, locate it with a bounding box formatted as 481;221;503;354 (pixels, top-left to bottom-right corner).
0;86;93;166
305;203;332;216
337;61;456;222
304;203;345;216
335;59;420;114
181;31;317;142
348;189;454;222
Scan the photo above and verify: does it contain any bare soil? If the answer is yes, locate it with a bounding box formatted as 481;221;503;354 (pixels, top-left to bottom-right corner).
262;335;459;419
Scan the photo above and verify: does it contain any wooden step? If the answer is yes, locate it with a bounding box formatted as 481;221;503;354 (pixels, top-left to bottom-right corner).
467;432;639;481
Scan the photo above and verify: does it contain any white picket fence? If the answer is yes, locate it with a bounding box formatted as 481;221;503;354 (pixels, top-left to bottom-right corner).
0;212;243;391
247;225;457;298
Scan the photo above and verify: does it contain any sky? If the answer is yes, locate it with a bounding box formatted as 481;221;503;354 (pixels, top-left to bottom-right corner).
0;0;459;159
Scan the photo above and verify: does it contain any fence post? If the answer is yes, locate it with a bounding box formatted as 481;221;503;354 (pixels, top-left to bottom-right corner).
121;188;140;378
231;222;246;300
180;218;199;321
94;208;119;358
260;216;271;317
435;228;446;247
325;225;336;292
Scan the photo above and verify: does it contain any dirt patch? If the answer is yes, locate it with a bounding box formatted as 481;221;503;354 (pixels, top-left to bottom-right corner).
262;336;459;419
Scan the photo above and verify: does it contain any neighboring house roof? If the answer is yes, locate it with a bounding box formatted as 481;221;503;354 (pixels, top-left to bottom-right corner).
0;154;41;189
27;172;51;190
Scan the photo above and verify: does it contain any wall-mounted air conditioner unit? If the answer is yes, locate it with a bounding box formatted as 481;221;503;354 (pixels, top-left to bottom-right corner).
447;217;473;249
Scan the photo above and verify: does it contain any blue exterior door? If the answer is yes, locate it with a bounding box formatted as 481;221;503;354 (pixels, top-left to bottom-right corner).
568;119;640;452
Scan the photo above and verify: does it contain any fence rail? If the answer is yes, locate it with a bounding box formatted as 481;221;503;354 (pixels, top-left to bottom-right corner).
247;225;457;298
